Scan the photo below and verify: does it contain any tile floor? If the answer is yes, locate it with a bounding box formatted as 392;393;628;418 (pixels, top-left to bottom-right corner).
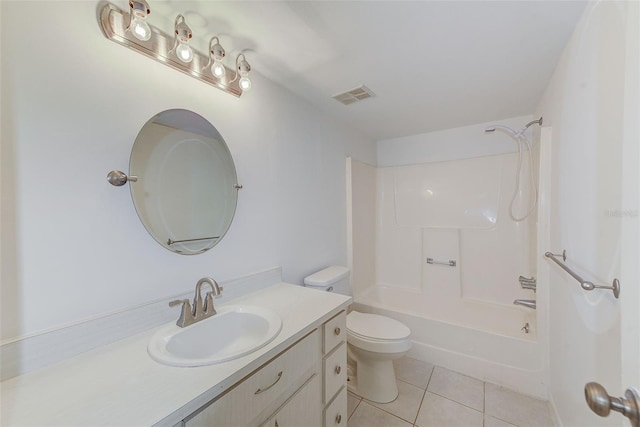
347;357;553;427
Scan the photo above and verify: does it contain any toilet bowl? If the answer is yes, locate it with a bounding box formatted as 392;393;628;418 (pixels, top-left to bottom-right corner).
303;266;412;404
346;311;411;403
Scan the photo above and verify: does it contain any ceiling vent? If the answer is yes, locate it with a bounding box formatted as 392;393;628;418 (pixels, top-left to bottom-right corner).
332;85;375;105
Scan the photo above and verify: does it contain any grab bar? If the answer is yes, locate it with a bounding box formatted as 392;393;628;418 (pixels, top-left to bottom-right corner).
426;258;457;267
544;250;620;299
167;236;220;246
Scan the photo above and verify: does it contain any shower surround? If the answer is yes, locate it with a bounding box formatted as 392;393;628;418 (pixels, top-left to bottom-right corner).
347;126;545;397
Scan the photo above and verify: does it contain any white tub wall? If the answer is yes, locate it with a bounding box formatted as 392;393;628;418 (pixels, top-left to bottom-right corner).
458;152;535;305
375;166;423;292
0;2;377;343
346;159;377;299
375;152;535;307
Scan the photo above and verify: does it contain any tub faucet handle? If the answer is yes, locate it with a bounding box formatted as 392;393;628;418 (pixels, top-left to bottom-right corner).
519;276;537;291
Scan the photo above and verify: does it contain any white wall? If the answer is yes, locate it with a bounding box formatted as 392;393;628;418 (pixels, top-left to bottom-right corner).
536;2;635;425
0;1;375;341
377;114;534;167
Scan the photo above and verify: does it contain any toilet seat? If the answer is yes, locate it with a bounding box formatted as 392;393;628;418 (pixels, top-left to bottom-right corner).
346;311;411;354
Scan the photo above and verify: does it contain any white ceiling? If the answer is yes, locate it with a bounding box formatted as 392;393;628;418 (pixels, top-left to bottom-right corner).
150;1;588;141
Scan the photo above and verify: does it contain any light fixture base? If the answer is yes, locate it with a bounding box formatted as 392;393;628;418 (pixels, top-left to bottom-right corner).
99;3;244;97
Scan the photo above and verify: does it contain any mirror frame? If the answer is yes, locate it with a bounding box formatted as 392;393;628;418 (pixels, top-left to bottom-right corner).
127;109;240;255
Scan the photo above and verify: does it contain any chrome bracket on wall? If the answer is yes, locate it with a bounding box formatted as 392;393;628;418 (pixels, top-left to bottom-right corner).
544;250;620;299
107;170;137;186
98;3;243;97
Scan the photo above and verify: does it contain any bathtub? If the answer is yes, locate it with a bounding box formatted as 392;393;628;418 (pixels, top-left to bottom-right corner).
353;286;547;399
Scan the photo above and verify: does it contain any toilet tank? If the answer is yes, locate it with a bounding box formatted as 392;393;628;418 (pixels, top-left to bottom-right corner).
303;266;351;295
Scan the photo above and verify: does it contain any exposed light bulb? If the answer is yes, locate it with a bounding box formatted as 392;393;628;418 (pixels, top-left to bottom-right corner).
239;77;252;91
235;53;252;91
130;17;151;41
172;15;193;63
176;43;193;63
212;62;226;78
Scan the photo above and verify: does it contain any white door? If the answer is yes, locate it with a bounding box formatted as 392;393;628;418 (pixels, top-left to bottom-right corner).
617;0;640;424
540;2;640;426
587;1;640;425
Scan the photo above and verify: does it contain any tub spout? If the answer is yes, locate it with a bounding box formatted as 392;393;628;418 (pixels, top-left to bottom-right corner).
513;299;536;309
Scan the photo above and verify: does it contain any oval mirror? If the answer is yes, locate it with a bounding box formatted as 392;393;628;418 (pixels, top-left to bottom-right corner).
129;109;239;255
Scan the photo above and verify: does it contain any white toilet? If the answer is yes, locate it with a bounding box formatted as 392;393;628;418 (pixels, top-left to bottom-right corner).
304;266;412;403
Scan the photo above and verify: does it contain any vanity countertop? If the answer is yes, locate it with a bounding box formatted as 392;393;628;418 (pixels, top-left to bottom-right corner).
1;283;351;426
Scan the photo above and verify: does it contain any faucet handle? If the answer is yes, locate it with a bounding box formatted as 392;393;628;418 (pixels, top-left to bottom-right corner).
169;299;195;327
169;299;189;307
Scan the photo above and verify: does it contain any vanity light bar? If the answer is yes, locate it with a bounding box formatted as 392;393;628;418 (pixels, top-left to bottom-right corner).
98;2;251;97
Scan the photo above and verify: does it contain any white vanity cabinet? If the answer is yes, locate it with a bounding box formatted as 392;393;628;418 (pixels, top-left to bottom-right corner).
182;310;348;427
322;311;347;427
183;329;321;427
260;375;322;427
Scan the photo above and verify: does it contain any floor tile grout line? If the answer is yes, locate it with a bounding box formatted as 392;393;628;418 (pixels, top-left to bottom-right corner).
482;381;486;427
396;377;428;391
358;380;426;425
426;389;484;414
413;365;434;426
356;400;414;426
366;399;421;425
348;395;363;422
413;386;428;426
488;413;521;427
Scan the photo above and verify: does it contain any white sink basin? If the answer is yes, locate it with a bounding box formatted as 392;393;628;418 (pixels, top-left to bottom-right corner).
148;305;282;367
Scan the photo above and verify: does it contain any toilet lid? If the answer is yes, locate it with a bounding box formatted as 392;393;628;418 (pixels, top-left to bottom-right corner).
347;311;410;341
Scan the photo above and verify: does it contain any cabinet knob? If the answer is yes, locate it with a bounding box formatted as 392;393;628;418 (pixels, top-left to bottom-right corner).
335;365;342;375
334;327;341;335
335;414;342;424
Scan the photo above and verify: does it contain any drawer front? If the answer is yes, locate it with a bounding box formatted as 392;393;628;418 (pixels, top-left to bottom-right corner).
185;329;320;427
324;387;347;427
323;311;346;354
261;374;322;427
323;342;347;404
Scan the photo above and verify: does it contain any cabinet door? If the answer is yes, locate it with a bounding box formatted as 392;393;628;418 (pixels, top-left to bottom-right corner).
323;343;346;404
324;387;347;427
185;331;319;427
264;375;321;427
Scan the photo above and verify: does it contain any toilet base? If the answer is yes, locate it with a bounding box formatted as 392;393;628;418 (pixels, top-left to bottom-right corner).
349;359;399;403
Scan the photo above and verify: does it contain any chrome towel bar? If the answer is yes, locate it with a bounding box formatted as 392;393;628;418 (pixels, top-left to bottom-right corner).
426;258;457;267
544;250;620;299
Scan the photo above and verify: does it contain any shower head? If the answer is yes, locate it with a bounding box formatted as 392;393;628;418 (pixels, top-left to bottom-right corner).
524;117;543;129
484;125;518;137
485;117;543;137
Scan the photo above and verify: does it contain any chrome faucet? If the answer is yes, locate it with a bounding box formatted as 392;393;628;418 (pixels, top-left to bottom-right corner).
513;299;536;309
169;277;223;327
